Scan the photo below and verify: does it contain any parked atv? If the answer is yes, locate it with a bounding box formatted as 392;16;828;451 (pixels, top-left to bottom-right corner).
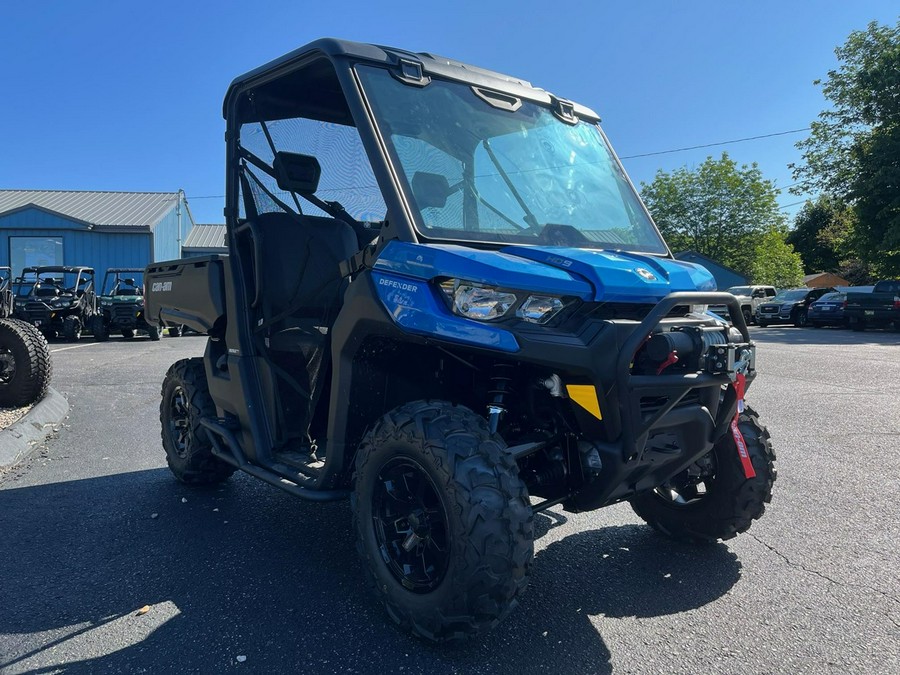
93;268;160;341
13;267;97;341
145;39;776;641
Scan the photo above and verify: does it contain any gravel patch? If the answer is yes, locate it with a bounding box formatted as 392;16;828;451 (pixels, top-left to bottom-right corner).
0;404;33;430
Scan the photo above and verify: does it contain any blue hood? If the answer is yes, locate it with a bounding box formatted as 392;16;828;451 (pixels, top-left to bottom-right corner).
501;246;716;302
373;242;715;302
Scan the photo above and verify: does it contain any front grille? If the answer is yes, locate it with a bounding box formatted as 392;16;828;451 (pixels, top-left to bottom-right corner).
112;305;137;321
588;302;692;321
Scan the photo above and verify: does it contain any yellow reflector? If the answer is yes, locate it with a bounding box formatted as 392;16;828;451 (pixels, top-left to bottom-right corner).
566;384;603;420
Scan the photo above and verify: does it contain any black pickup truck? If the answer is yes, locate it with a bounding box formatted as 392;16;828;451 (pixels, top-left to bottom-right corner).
844;280;900;331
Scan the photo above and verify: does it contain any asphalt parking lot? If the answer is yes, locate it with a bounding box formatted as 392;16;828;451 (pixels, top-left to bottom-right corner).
0;327;898;674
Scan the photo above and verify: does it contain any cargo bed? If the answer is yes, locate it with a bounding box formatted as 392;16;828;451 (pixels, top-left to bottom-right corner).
144;255;227;335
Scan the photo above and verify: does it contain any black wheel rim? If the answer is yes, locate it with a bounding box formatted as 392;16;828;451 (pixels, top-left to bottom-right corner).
0;349;16;384
371;457;450;593
655;453;717;506
168;385;190;458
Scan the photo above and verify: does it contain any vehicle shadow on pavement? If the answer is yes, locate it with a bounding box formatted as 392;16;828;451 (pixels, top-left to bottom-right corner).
753;326;899;346
0;469;740;674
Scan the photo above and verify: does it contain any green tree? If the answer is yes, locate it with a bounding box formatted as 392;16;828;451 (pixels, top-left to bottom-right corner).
751;228;805;287
641;153;785;277
787;195;856;272
791;19;900;275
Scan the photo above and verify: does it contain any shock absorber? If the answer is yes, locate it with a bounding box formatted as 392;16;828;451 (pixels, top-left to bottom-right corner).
486;363;515;434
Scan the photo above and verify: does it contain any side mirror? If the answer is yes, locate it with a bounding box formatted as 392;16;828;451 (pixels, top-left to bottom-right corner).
411;172;451;209
273;152;321;195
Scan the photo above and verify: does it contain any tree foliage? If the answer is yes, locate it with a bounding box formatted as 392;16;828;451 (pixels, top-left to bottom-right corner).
640;153;785;278
787;195;856;273
791;19;900;275
751;228;805;288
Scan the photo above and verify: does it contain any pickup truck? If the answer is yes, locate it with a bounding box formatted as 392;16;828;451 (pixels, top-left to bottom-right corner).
709;285;777;325
844;280;900;331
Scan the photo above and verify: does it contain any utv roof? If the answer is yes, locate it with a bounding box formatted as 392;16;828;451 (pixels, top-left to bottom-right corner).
224;37;599;122
21;266;94;274
105;268;143;274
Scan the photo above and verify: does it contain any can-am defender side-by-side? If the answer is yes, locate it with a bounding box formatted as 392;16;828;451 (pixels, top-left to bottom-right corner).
144;39;776;641
93;268;160;341
13;266;97;341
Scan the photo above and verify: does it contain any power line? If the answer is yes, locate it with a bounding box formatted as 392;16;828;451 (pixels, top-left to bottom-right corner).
779;200;807;210
619;128;810;160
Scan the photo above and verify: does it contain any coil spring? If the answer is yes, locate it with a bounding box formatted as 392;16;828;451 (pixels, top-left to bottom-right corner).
487;363;516;433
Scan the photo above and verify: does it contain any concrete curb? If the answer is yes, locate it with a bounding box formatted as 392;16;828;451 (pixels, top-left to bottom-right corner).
0;388;69;470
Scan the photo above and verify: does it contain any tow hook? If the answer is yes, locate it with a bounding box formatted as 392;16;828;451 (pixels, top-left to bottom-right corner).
729;356;756;479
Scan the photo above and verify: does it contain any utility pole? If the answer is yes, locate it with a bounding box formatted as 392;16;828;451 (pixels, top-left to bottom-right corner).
176;189;185;258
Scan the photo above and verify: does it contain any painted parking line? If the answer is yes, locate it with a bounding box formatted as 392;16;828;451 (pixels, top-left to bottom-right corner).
50;343;101;353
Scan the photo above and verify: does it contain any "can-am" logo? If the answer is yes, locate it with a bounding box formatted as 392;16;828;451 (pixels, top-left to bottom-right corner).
151;281;173;292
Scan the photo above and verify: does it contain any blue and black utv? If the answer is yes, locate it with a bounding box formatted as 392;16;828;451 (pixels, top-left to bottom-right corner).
145;39;776;641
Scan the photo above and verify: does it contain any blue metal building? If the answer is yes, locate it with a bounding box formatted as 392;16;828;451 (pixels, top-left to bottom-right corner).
182;223;226;257
0;189;194;279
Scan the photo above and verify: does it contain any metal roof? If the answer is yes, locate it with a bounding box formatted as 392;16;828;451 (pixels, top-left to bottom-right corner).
183;224;226;250
0;189;181;230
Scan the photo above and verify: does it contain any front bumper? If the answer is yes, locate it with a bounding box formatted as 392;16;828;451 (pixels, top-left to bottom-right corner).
536;292;755;510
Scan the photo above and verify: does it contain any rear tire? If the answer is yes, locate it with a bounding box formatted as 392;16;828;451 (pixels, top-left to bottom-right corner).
160;358;236;485
147;325;161;341
63;316;81;342
353;400;533;642
0;318;52;407
167;325;184;337
794;310;808;327
630;406;776;544
757;321;768;328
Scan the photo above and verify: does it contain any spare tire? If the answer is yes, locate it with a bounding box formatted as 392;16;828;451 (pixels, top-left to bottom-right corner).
0;318;53;407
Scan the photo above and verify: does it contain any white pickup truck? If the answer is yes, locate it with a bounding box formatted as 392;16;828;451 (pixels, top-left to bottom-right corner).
709;285;777;325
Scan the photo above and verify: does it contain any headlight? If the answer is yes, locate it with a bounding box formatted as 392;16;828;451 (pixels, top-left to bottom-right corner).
517;295;565;324
447;281;517;321
439;279;568;324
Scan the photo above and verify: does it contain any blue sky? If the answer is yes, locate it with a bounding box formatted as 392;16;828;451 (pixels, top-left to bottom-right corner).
1;1;897;225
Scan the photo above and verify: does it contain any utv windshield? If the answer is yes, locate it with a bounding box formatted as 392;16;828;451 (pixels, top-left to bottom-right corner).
356;66;668;254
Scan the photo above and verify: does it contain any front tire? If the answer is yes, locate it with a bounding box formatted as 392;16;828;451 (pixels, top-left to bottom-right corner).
353;400;533;642
630;406;776;544
92;315;109;341
160;358;236;485
0;319;52;407
63;316;81;342
794;309;808;327
758;320;768;328
147;325;161;341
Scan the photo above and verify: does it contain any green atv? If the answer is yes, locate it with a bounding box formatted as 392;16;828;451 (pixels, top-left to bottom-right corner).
13;266;97;341
93;268;160;341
